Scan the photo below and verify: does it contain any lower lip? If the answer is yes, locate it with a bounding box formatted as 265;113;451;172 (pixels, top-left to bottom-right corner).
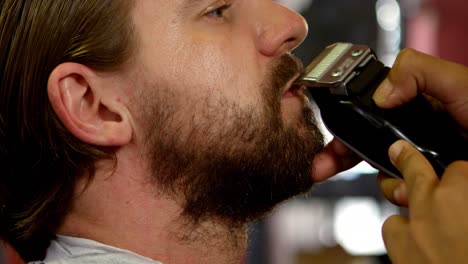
282;88;304;99
280;89;306;121
283;91;296;98
281;90;305;107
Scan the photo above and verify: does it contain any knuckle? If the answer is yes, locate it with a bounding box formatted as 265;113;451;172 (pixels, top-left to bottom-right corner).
392;48;420;75
397;48;418;64
445;160;468;175
412;171;436;192
433;187;451;208
382;215;400;234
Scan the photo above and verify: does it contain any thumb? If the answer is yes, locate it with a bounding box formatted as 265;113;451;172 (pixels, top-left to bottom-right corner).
372;49;468;129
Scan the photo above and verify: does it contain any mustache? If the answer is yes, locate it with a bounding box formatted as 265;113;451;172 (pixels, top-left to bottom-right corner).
269;54;304;94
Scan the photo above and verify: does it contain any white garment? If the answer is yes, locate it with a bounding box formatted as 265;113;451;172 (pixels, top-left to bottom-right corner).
28;235;163;264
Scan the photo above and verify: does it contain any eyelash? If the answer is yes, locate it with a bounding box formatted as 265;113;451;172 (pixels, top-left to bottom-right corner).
206;4;232;19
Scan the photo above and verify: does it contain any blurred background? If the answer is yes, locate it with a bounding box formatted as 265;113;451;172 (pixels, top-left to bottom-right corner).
1;0;467;263
246;0;468;264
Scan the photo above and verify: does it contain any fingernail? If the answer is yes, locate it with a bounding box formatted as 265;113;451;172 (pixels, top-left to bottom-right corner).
393;183;407;202
373;79;393;105
389;141;404;165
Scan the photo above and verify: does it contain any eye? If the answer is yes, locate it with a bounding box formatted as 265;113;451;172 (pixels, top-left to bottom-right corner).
206;4;231;18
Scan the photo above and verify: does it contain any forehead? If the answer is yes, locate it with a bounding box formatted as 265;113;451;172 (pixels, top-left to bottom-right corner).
128;1;176;27
180;0;206;9
134;0;208;13
130;0;226;34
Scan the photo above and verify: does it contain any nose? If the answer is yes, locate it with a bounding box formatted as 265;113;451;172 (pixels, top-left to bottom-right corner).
257;2;308;58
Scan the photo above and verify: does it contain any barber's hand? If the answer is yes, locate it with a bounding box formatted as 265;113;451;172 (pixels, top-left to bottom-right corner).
311;138;361;182
373;48;468;130
374;50;468;263
382;140;468;264
375;49;468;206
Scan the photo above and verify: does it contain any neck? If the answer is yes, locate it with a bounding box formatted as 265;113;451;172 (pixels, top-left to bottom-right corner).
58;154;248;264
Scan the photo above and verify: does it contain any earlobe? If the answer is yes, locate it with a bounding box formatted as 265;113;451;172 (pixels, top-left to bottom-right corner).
48;62;132;147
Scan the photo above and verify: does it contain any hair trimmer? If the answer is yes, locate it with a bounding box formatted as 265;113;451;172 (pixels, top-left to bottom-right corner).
297;43;468;178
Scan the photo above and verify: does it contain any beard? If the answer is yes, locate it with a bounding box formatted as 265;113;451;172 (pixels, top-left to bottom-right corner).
142;54;324;227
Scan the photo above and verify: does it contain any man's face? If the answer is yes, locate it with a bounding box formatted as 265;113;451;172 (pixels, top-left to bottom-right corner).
127;0;324;225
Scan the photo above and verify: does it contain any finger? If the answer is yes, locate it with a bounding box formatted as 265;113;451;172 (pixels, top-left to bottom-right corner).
328;137;355;156
389;140;438;210
382;215;411;264
311;138;361;182
378;173;408;207
373;49;468;130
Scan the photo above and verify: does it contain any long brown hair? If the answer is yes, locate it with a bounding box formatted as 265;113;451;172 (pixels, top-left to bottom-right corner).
0;0;135;260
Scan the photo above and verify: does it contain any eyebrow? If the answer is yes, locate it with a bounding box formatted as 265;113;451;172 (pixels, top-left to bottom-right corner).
181;0;206;12
176;0;208;19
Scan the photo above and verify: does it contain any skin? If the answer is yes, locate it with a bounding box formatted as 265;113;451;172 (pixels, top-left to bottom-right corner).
47;0;315;263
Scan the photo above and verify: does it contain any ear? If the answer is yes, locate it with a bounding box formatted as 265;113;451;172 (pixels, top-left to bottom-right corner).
48;62;132;146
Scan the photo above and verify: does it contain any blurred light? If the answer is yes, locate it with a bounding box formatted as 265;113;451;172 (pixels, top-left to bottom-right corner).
331;162;378;182
268;199;334;264
318;220;336;247
333;198;387;256
375;0;402;67
376;0;401;31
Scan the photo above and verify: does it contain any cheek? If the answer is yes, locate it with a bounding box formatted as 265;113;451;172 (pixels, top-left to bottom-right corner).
176;43;264;110
138;27;266;112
